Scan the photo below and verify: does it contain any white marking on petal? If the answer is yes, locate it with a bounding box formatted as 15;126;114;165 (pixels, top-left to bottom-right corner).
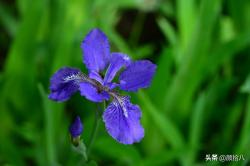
115;96;128;118
63;72;82;82
123;56;130;61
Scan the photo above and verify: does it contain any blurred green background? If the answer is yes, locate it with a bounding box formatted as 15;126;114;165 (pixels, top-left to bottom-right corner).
1;0;250;165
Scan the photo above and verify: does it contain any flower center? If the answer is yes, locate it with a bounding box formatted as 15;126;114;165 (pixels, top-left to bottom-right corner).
79;74;128;118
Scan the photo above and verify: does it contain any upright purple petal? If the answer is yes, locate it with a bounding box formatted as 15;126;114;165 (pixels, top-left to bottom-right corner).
79;82;109;102
104;53;131;84
89;70;104;84
119;60;156;91
81;28;110;72
103;96;144;144
49;67;82;102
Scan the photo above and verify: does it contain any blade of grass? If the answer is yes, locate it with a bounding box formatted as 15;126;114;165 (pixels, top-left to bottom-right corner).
148;47;174;110
164;0;222;118
16;0;29;17
93;136;141;165
1;0;46;112
137;91;184;149
38;84;57;165
207;32;250;76
241;74;250;93
0;2;18;37
231;92;250;166
157;16;177;47
50;0;87;72
228;0;250;32
137;91;191;166
105;28;133;57
220;98;244;153
139;149;183;166
38;83;65;165
186;93;206;165
177;0;196;50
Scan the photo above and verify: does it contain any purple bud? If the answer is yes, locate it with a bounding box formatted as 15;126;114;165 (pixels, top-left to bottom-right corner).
69;116;83;138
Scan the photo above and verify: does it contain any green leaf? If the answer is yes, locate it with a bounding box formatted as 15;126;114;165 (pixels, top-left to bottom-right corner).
187;93;206;165
157;17;177;46
235;96;250;155
93;136;141;165
241;74;250;93
164;0;222;117
0;2;18;37
177;0;196;49
139;149;182;166
228;0;250;32
137;91;184;149
148;47;174;110
38;83;64;165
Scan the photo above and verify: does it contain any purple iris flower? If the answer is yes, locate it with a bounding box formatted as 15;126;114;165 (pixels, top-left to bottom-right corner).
49;28;156;144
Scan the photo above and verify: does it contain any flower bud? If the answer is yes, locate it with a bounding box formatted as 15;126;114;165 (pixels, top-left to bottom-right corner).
69;116;83;146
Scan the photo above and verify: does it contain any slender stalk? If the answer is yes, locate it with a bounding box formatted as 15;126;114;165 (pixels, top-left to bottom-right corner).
87;101;105;155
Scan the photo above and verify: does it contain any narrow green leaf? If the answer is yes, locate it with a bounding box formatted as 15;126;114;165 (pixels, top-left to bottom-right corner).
241;74;250;93
187;93;206;165
157;17;177;46
235;96;250;155
137;91;184;149
177;0;196;49
105;28;133;57
207;32;250;76
0;2;18;37
140;149;182;166
228;0;250;32
164;0;222;117
38;83;61;165
148;47;174;109
93;136;141;165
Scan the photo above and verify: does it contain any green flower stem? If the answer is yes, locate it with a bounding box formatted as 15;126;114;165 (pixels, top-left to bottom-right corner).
73;141;88;162
87;101;105;155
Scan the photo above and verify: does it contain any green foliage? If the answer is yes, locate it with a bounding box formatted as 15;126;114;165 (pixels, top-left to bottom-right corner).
0;0;250;165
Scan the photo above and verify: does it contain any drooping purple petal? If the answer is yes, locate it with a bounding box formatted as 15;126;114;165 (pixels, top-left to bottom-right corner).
79;82;109;102
119;60;156;91
81;28;110;72
49;67;82;102
104;53;131;84
103;96;144;144
69;116;83;138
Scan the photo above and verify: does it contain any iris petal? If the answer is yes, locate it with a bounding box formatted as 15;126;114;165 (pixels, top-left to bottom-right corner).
104;53;131;84
119;60;156;91
81;28;110;72
89;70;104;84
79;82;109;102
49;67;82;102
103;96;144;144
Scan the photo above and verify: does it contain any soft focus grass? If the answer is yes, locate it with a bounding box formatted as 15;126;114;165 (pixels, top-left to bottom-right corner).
0;0;250;165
